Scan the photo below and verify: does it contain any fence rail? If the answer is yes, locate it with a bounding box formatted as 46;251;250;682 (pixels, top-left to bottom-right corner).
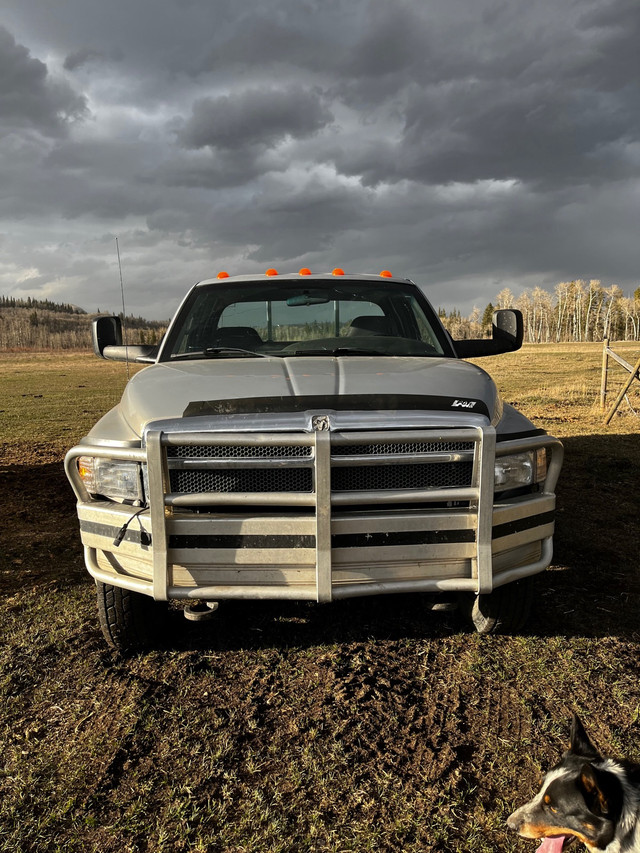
600;338;640;423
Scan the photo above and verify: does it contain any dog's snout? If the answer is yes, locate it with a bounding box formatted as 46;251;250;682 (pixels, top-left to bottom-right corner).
507;810;523;832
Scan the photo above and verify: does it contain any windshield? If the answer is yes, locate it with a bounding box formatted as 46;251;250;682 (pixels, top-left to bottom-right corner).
161;279;451;360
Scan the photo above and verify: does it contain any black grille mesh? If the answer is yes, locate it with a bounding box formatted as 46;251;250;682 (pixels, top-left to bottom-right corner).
166;437;475;494
331;462;473;492
167;444;312;459
170;468;313;493
332;441;474;456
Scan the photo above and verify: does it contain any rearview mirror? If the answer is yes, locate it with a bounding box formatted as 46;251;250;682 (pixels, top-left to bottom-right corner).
286;293;331;306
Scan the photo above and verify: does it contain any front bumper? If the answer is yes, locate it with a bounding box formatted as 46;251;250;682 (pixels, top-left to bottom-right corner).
65;424;563;602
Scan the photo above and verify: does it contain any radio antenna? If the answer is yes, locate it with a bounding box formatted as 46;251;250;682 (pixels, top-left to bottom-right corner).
115;237;130;380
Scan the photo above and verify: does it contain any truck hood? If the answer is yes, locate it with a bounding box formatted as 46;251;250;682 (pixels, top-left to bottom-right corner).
112;356;502;438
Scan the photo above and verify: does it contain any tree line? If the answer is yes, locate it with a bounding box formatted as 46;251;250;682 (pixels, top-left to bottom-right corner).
0;302;166;351
2;280;639;350
0;295;85;314
440;280;640;342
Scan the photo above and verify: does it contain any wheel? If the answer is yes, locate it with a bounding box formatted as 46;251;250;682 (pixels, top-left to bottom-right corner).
96;581;169;653
462;576;534;635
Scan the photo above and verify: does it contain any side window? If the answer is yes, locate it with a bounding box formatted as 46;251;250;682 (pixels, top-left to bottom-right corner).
409;296;444;353
172;291;219;353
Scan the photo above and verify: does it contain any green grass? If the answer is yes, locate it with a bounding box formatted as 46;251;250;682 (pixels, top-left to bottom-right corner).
0;351;138;460
1;344;640;852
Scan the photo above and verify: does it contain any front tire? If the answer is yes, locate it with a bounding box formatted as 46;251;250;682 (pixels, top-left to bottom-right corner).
463;576;534;635
96;581;169;653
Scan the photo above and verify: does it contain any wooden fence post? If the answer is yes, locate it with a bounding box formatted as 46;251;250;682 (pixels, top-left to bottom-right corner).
600;338;609;409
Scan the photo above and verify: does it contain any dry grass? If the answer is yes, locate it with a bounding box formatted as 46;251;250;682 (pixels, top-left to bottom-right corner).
1;343;640;853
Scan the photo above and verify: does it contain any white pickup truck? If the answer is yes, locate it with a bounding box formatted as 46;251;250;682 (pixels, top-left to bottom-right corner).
65;270;563;651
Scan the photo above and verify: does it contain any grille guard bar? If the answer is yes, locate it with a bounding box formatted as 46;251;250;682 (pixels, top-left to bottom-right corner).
66;426;563;601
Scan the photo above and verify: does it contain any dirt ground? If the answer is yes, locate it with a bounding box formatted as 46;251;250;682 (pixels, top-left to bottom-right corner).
2;349;640;852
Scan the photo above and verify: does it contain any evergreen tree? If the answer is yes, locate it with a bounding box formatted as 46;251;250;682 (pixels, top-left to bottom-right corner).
481;302;494;328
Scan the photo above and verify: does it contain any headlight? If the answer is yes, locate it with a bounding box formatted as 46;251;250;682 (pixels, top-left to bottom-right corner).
78;456;144;503
494;449;547;491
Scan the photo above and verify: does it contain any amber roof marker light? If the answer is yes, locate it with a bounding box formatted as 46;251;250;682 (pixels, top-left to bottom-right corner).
217;271;230;279
299;268;312;276
265;268;279;276
380;270;393;278
332;268;345;276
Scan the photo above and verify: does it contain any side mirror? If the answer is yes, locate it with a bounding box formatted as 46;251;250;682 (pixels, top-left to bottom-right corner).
92;315;122;356
454;309;523;358
92;316;158;363
492;309;523;351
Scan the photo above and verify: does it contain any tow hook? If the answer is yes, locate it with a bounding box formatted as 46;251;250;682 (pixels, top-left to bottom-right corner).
184;601;219;622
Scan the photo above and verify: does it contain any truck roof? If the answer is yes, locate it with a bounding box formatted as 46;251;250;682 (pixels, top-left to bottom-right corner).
195;270;415;287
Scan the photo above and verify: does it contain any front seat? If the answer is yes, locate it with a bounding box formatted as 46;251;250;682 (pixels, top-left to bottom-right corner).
211;326;263;349
347;315;392;336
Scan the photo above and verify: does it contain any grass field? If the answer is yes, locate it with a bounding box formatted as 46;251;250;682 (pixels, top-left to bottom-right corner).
1;343;640;853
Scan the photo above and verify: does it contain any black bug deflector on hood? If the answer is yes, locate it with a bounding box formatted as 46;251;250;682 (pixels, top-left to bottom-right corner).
182;393;491;420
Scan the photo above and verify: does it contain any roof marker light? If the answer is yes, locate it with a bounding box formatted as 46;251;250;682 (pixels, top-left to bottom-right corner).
265;268;278;276
380;270;393;278
299;267;311;276
332;267;345;276
217;271;230;279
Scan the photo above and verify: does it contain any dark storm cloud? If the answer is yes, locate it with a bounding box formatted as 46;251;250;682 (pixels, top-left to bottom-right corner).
326;0;640;188
63;47;123;71
393;79;635;188
577;0;640;89
154;148;284;190
192;10;327;76
177;87;334;151
0;131;164;223
0;26;87;134
0;0;638;318
159;85;334;192
210;177;371;261
64;48;104;71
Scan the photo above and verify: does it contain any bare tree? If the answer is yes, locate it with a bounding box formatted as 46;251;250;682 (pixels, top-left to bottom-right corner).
495;288;514;309
620;297;640;340
533;287;553;342
583;280;602;341
602;285;623;340
554;282;571;342
515;290;534;342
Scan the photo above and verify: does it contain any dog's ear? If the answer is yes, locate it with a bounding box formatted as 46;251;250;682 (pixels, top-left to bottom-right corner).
579;764;613;817
570;714;600;759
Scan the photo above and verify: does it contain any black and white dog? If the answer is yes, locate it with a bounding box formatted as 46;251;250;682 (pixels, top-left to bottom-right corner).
508;715;640;852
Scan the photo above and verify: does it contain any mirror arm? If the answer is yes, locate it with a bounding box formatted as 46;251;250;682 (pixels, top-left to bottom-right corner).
454;338;512;358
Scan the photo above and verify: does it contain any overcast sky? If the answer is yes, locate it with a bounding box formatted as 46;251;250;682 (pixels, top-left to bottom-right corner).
1;0;639;320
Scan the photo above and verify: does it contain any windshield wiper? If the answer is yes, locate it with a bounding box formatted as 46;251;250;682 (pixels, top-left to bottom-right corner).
288;347;390;356
171;347;271;360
